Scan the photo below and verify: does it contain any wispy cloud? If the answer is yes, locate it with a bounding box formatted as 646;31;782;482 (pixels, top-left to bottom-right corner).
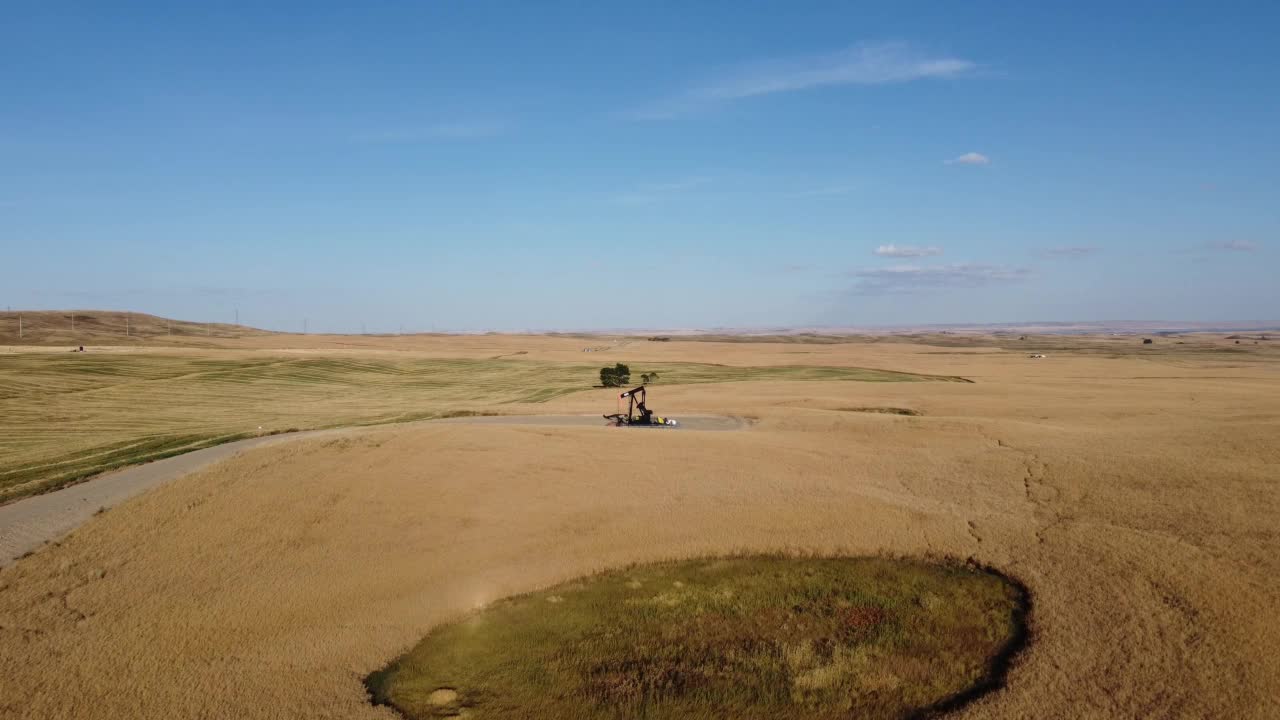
611;176;712;204
945;152;990;166
634;42;975;119
1043;245;1101;258
1207;240;1259;252
352;121;505;143
642;177;712;192
786;184;862;198
874;243;943;258
848;263;1030;295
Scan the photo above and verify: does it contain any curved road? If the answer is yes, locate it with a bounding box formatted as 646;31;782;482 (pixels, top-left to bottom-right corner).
0;414;746;567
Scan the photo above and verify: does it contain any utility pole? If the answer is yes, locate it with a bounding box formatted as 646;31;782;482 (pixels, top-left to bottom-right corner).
17;314;21;340
235;308;239;326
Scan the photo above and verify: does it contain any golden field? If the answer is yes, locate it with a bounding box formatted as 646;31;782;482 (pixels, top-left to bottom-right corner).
1;324;1278;718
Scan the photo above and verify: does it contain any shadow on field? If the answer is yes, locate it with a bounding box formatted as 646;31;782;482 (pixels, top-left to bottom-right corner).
910;561;1033;720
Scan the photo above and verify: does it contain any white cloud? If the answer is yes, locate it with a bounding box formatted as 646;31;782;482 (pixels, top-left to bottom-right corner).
352;121;505;143
1043;245;1101;258
849;263;1030;295
634;42;975;119
1207;240;1259;252
945;152;990;166
874;243;943;258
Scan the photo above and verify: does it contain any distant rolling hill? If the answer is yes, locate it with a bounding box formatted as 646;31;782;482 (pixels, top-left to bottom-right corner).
0;310;276;346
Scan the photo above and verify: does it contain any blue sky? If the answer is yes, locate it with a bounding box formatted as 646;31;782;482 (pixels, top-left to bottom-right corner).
2;2;1277;331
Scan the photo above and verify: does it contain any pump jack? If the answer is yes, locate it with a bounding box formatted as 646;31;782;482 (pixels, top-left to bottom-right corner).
603;385;678;427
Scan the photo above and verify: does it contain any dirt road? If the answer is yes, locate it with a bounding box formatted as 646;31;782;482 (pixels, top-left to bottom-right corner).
0;415;745;567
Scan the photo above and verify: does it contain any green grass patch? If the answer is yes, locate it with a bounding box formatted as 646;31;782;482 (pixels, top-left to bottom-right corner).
624;362;965;387
837;407;924;416
0;432;256;501
367;555;1028;720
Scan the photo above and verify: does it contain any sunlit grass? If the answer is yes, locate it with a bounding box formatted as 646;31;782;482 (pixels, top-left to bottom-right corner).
0;353;959;502
367;555;1027;720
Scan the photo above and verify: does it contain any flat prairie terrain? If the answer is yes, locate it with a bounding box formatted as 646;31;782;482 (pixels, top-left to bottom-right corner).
0;348;951;502
1;329;1278;719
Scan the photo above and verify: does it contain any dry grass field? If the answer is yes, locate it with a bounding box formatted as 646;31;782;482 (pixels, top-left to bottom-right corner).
1;322;1278;719
0;348;953;503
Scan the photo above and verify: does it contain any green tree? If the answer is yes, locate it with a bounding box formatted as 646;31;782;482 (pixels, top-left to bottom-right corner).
600;367;617;387
600;363;630;387
640;373;651;384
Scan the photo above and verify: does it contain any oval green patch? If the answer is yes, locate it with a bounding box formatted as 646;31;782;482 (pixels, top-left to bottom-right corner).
367;556;1028;719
